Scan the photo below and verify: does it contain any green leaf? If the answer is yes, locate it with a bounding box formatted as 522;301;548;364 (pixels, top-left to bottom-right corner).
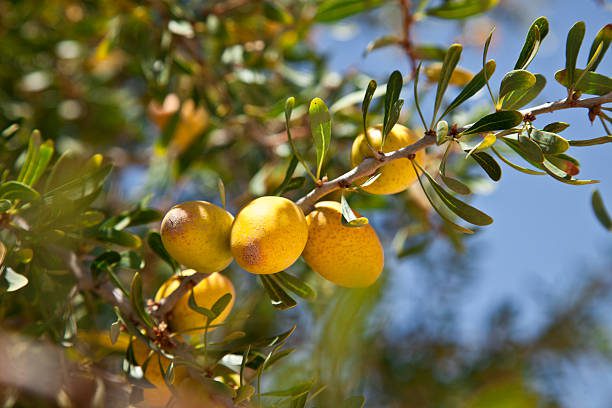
17;130;41;184
0;199;10;212
501;73;546;110
441;60;496;118
286;97;316;183
218;178;226;210
531;130;570;154
565;21;586;89
211;293;233;318
499;70;536;100
382;70;403;144
91;251;121;277
469;151;502;181
482;27;496;104
543;122;570;133
546;153;580;176
259;275;297;310
515;17;549;70
432;44;462;125
3;267;29;292
273;156;299;196
592;190;612;230
130;272;155;328
462;110;523;135
362;79;377;141
491;146;545;175
340;194;369;227
517;134;545;163
413;45;447;61
188;289;216;320
309;97;332;180
569;135;612;146
415;162;493;226
272;271;317;301
382;99;403;144
146;232;179;272
315;0;384;22
588;24;612;71
342;396;366;408
96;229;142;249
440;174;471;195
542;160;598;185
364;36;400;56
554;69;612;95
500;137;546;170
426;0;499;19
0;181;40;202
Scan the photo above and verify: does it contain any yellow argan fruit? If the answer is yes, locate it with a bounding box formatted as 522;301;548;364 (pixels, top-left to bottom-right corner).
160;201;234;274
155;270;235;334
302;201;383;288
230;196;308;274
351;124;425;195
424;63;474;86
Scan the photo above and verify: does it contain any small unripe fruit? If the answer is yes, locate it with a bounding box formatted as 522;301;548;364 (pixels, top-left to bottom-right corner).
302;201;384;288
230;196;308;274
155;270;235;334
351;124;425;195
160;201;234;273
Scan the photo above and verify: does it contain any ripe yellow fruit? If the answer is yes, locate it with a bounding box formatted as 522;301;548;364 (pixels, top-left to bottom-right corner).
155;270;235;334
351;124;425;195
424;63;474;86
230;196;308;274
302;201;384;288
160;201;234;274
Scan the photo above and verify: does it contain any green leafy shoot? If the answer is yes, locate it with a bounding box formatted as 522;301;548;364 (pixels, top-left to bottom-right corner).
362;80;377;149
565;21;586;94
340;194;369;227
286;97;317;183
382;70;403;146
431;44;462;128
413;63;428;129
309;98;332;180
592;190;612;231
462;110;523;135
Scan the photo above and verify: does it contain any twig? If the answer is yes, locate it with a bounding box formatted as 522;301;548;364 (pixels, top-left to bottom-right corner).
296;93;612;212
153;271;206;319
399;0;418;73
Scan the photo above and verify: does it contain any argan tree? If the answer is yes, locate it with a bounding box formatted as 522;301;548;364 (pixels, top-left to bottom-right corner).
1;0;611;407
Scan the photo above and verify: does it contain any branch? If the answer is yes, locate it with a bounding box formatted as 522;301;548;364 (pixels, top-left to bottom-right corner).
152;271;206;319
296;92;612;212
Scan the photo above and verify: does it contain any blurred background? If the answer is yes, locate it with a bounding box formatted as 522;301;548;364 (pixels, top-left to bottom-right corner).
1;0;611;407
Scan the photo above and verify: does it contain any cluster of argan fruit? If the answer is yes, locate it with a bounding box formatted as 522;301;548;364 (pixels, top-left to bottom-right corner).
133;122;423;407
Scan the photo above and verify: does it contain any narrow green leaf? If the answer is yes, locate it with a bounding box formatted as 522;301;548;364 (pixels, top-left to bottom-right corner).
96;229;142;249
469;151;502;181
0;181;40;202
26;140;54;187
500;137;547;170
130;273;155;328
415;162;493;226
146;231;179;272
91;251;121;277
340;194;369;227
309;98;332;180
440;174;471;195
414;63;428;129
491;146;545;175
259;275;297;310
211;293;233;318
565;21;586;89
515;17;549;70
441;60;496;118
364;36;400;56
554;69;612;95
426;0;499;19
3;267;28;292
218;178;226;210
361;80;377;139
315;0;384;23
432;44;462;125
531;129;570;154
413;45;447;61
188;289;216;320
383;70;403;144
543;122;570;133
542;160;598;185
17;130;41;184
482;28;496;105
501;73;546;110
273;156;299;196
382;99;404;143
546;153;580;176
569;136;612;146
592;190;612;230
462;110;523;135
587;24;612;71
273;271;317;301
287;97;317;183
